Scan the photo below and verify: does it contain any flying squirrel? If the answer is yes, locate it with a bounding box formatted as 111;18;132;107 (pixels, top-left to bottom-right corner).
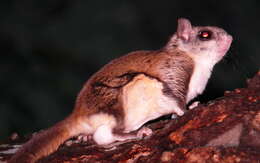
9;18;233;163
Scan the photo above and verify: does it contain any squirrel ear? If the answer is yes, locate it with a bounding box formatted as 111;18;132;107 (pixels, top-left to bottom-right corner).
177;18;192;41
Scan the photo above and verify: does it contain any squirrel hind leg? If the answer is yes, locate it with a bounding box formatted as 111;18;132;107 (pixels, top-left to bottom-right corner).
93;125;117;145
93;125;139;145
93;125;152;146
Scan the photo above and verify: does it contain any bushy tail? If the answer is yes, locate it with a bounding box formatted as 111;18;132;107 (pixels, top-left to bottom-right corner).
9;115;81;163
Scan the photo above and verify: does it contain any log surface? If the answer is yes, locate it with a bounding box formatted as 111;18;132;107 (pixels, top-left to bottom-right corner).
1;71;260;162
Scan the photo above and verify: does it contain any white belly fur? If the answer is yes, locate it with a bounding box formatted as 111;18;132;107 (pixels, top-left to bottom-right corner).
186;60;213;103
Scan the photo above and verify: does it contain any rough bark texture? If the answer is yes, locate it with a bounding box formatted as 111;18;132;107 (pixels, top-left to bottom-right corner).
1;71;260;163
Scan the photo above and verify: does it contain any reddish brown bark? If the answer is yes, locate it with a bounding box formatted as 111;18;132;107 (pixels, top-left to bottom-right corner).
1;71;260;162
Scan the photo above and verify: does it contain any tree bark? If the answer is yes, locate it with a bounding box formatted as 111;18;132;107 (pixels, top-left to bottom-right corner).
1;71;260;162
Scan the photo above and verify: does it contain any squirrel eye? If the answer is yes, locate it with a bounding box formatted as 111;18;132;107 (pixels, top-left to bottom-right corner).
198;30;212;40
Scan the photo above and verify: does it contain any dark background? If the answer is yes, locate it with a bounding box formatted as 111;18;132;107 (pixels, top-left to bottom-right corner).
1;0;259;140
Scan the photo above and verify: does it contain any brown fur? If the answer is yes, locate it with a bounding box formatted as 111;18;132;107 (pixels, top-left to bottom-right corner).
76;49;194;123
9;114;81;163
9;48;194;163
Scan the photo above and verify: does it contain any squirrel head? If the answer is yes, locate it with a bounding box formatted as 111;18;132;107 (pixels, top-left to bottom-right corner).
166;18;233;65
